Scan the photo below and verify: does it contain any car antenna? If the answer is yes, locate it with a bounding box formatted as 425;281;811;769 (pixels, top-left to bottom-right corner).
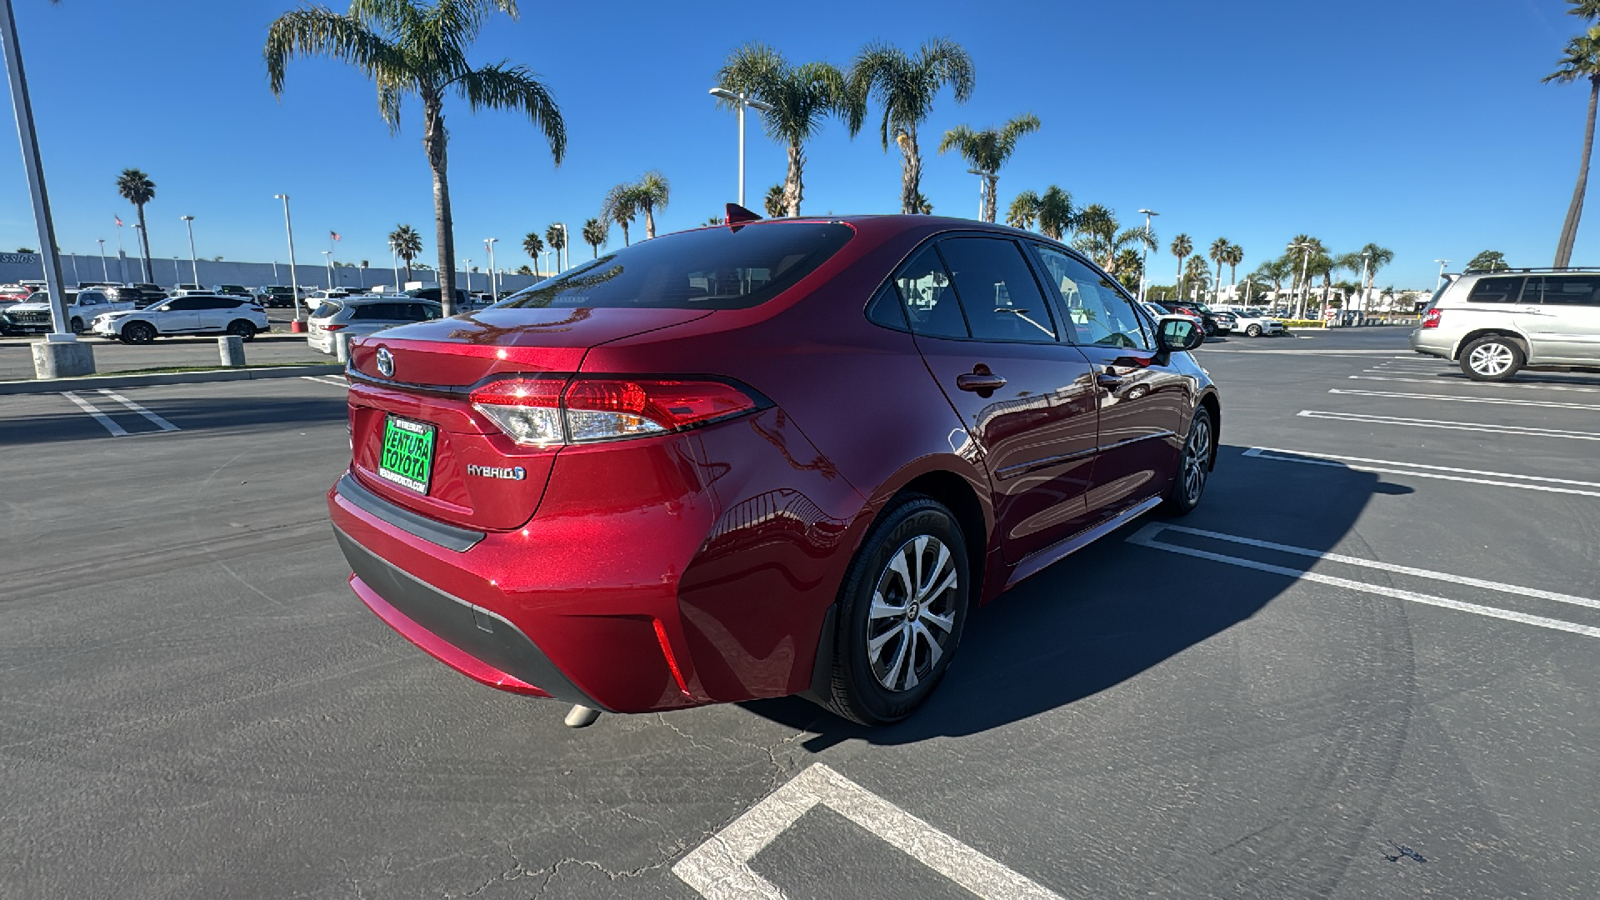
724;202;762;230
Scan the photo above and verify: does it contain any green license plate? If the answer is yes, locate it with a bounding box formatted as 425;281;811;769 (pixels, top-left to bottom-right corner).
378;416;436;494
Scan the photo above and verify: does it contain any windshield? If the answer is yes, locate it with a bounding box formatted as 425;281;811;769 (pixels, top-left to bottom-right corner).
496;222;853;311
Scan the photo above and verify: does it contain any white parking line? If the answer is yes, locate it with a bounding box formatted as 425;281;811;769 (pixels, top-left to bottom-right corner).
1296;410;1600;441
673;763;1062;900
1351;374;1600;393
300;375;347;388
1128;524;1600;640
98;390;178;431
61;392;126;436
1243;446;1600;498
1328;387;1600;411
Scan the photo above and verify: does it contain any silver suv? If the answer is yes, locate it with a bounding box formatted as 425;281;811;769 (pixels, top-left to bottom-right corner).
1409;268;1600;381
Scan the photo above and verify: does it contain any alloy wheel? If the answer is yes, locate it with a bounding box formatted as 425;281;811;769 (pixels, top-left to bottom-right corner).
866;535;959;693
1469;342;1514;377
1181;413;1212;505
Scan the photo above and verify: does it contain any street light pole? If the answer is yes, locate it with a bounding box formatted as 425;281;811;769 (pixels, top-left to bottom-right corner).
97;239;108;280
1434;259;1450;290
131;224;147;281
965;168;986;220
484;237;498;299
1;0;72;341
1292;242;1313;320
180;215;198;286
114;219;128;282
322;250;333;289
274;194;302;324
1137;208;1159;302
1358;250;1372;317
464;258;472;293
556;222;569;273
709;87;775;209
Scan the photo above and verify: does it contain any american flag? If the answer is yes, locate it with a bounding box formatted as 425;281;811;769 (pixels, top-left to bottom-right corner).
115;216;123;226
330;230;341;241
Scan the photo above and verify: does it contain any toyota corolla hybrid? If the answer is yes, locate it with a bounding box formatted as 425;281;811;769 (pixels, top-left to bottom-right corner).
327;214;1220;726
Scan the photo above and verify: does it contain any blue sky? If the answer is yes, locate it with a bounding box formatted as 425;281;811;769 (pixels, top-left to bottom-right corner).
0;0;1593;288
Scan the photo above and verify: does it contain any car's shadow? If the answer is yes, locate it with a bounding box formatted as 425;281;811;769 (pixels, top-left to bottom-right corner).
0;392;348;445
741;443;1410;745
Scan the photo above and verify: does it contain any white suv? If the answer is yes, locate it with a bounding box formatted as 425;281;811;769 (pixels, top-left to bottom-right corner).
92;294;269;344
1410;268;1600;381
306;296;442;354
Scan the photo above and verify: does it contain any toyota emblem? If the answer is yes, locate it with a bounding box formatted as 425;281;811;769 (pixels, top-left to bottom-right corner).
376;347;394;378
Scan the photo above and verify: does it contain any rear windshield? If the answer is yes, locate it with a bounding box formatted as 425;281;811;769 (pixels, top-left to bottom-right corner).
496;222;853;311
312;301;343;318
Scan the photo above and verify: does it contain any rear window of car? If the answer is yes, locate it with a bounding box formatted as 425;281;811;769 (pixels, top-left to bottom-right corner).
497;222;853;311
1465;276;1524;303
312;301;343;318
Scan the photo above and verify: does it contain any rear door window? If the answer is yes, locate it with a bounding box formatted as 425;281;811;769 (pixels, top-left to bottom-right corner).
498;222;852;310
1524;275;1600;306
1030;244;1154;350
1465;276;1525;303
935;237;1057;342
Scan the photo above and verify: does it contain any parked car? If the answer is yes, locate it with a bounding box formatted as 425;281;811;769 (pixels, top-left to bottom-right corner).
306;296;443;354
327;216;1219;726
0;284;30;304
102;284;167;308
172;283;207;293
255;285;297;308
1410;267;1600;381
0;288;134;335
1149;299;1220;336
214;284;252;299
1144;300;1201;331
1229;309;1286;337
1211;310;1236;334
91;293;268;343
404;286;472;309
302;288;361;316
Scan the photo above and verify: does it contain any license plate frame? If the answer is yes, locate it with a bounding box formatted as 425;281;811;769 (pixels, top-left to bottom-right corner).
378;416;436;495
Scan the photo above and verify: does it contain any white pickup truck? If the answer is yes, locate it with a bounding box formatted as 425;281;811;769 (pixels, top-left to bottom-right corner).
0;288;136;335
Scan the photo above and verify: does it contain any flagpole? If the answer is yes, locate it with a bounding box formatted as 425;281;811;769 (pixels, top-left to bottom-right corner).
114;218;128;282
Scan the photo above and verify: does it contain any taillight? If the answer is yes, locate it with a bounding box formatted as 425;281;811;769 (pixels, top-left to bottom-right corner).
324;323;347;331
470;377;760;447
1422;309;1441;329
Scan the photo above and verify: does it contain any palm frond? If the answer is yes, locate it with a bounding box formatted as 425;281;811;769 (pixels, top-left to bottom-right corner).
453;62;566;164
264;8;406;98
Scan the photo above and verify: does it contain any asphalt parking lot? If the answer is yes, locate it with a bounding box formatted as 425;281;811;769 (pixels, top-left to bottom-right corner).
2;327;1596;898
0;310;329;381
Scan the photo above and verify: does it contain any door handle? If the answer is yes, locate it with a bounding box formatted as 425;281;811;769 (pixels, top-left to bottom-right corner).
1097;372;1125;388
956;373;1007;392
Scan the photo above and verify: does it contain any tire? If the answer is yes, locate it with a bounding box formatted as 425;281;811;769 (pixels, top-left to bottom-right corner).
1459;334;1523;382
226;320;257;341
70;317;84;334
823;496;970;726
1162;405;1215;516
1245;324;1262;337
122;321;156;344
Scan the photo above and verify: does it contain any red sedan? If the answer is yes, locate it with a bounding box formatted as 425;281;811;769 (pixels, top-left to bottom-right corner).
328;215;1219;726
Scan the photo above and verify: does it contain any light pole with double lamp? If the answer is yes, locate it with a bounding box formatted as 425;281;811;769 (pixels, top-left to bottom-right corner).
1434;259;1450;290
274;194;304;326
708;86;774;209
1137;208;1159;302
556;222;569;273
484;237;498;300
180;215;199;286
323;250;333;290
1291;241;1315;320
97;238;108;280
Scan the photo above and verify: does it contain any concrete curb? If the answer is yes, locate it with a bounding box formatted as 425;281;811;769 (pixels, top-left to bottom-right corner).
0;364;345;395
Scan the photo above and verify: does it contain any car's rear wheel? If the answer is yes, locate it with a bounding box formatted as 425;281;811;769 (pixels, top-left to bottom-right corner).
1162;405;1214;516
1460;334;1523;382
69;317;84;333
824;496;969;726
122;321;156;344
1245;324;1262;337
226;320;257;341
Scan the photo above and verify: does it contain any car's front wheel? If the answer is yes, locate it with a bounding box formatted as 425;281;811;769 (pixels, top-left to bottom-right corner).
226;320;257;341
1245;324;1262;337
122;321;156;344
823;496;969;726
1460;334;1523;382
1162;405;1215;516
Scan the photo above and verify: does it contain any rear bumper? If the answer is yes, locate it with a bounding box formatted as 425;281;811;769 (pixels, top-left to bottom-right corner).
1408;328;1452;359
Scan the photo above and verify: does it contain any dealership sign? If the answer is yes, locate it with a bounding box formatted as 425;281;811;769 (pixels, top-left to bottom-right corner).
0;253;41;265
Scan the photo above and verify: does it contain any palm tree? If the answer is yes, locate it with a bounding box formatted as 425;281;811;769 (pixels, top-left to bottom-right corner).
937;113;1040;222
913;191;933;214
1352;242;1394;310
1037;186;1074;240
1208;238;1231;301
116;168;156;281
581;217;608;258
762;184;786;219
1183;255;1212;298
521;231;544;277
635;170;669;238
1222;242;1245;290
718;43;847;217
265;0;566;316
602;182;640;246
846;38;975;214
1545;24;1600;266
387;223;423;281
1170;234;1192;299
1072;205;1153;273
1006;190;1041;230
545;223;566;273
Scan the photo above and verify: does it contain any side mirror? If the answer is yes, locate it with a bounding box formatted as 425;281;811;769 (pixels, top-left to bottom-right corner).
1156;316;1204;353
